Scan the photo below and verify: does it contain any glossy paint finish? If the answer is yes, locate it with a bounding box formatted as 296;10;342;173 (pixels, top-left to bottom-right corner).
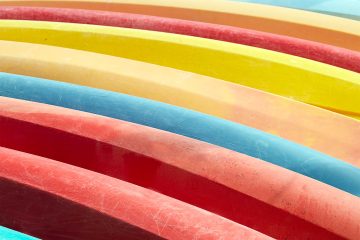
0;21;359;119
0;227;38;240
0;0;359;51
0;6;359;73
0;41;359;167
1;97;360;239
0;73;359;197
0;147;268;240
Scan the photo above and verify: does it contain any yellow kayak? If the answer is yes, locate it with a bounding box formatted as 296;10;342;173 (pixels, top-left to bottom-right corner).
0;0;359;51
1;40;359;166
0;20;359;119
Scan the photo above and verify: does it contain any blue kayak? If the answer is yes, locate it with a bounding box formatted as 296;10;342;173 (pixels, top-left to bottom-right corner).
0;226;38;240
1;72;359;196
234;0;360;20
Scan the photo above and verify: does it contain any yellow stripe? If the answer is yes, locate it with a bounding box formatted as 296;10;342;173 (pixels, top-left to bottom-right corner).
1;40;360;166
0;20;358;118
0;0;359;51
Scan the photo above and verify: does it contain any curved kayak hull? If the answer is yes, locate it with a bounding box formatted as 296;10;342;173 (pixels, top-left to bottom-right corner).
0;6;359;73
0;147;268;240
0;21;358;118
0;0;359;51
0;40;359;166
0;73;359;197
1;97;360;239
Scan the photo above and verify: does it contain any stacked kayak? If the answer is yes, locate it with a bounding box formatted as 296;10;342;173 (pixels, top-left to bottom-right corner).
0;0;358;239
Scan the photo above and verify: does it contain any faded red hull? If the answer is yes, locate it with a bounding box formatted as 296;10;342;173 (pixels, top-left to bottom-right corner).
0;146;271;240
0;97;359;239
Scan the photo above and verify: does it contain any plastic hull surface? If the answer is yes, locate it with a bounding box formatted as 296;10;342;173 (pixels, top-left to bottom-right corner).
0;41;359;166
1;97;360;239
0;146;269;240
0;73;359;197
0;7;359;73
0;21;358;118
0;0;359;51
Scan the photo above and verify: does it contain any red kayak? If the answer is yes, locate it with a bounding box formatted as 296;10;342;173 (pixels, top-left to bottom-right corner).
0;6;359;73
0;97;359;240
0;146;271;240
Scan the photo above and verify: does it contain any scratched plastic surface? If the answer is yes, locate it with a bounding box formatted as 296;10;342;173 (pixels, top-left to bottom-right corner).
0;147;272;240
0;73;359;197
1;97;360;239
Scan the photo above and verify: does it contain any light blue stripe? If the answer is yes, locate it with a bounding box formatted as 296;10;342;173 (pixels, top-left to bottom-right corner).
1;72;359;196
232;0;360;19
0;226;38;240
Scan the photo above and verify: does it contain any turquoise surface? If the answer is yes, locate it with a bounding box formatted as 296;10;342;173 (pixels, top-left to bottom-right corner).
0;227;38;240
233;0;360;19
0;72;359;197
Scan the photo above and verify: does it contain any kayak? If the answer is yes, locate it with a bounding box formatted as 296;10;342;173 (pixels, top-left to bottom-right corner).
0;7;359;73
1;73;359;197
0;147;266;240
1;96;359;239
0;0;358;51
233;0;360;20
0;21;359;119
0;227;38;240
1;40;359;167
